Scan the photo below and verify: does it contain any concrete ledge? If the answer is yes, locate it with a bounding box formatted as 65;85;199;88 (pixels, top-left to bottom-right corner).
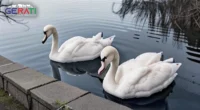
0;63;26;75
2;66;57;108
0;76;3;89
31;81;88;110
5;81;30;108
32;98;49;110
0;55;131;110
0;63;26;89
68;94;131;110
3;68;57;93
0;56;13;66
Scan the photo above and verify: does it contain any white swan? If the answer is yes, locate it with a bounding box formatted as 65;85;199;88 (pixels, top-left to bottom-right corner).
98;46;181;99
42;25;115;63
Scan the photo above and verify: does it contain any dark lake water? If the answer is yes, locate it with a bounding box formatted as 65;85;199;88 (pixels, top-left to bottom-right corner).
1;0;200;109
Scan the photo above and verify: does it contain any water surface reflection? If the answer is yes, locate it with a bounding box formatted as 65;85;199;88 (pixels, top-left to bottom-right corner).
50;58;104;81
1;0;200;109
51;58;176;110
113;0;200;67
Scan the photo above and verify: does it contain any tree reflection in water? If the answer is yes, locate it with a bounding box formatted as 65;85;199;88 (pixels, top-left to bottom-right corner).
113;0;200;31
113;0;200;64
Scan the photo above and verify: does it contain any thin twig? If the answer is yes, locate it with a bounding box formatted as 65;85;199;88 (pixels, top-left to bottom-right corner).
193;17;200;28
0;1;29;30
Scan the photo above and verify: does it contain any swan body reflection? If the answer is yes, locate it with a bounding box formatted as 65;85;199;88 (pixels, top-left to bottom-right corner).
50;57;106;81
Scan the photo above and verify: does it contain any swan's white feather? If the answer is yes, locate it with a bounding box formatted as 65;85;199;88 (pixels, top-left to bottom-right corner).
51;35;115;63
135;52;163;65
58;36;84;53
163;58;174;63
115;52;162;83
112;62;181;99
58;32;103;53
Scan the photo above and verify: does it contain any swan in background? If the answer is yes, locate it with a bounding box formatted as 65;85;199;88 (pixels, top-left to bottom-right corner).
42;25;115;63
98;46;181;99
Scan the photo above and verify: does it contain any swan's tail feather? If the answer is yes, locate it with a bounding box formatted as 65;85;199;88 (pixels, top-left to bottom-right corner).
171;63;182;74
108;35;116;42
158;52;163;61
100;35;116;46
144;52;163;65
93;32;103;40
158;51;163;54
105;35;116;45
158;51;163;61
158;51;163;57
163;58;174;63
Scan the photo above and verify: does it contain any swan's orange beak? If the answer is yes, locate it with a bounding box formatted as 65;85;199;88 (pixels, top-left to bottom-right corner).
98;61;105;75
42;35;48;44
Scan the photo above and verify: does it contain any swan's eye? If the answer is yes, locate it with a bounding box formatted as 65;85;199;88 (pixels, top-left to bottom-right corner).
101;57;107;62
43;31;47;35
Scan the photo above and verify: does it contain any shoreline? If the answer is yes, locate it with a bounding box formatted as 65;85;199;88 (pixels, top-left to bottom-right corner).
0;55;130;110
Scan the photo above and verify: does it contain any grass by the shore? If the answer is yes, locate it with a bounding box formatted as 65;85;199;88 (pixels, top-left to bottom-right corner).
0;89;26;110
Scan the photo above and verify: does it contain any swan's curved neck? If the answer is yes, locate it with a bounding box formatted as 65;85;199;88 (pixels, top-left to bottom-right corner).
104;50;120;90
50;30;59;55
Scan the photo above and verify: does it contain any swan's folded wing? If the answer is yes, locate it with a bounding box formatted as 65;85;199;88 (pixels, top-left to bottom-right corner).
119;67;150;85
134;62;181;97
71;41;104;57
120;69;166;98
135;52;162;65
58;36;85;52
59;38;86;57
120;59;135;66
117;62;181;98
116;67;151;98
136;62;174;89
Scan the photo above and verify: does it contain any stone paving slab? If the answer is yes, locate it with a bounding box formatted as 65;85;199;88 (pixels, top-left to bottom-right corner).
0;63;26;89
31;81;88;110
68;94;131;110
5;81;29;108
0;103;6;110
32;99;49;110
0;56;13;66
3;68;56;93
0;77;3;89
0;63;26;75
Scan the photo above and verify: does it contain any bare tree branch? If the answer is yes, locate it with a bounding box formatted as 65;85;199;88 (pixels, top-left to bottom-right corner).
0;0;29;30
